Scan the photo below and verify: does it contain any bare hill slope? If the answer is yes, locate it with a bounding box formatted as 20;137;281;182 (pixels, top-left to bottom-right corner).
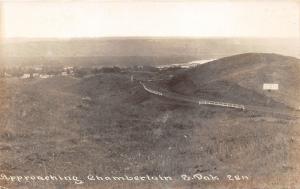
169;53;300;108
1;69;300;188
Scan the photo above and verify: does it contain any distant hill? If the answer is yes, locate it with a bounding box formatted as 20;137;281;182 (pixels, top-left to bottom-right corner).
3;37;299;66
168;53;300;108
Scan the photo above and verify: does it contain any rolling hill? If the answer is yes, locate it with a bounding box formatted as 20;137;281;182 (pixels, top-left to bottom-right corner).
3;38;299;67
1;53;300;188
168;53;300;109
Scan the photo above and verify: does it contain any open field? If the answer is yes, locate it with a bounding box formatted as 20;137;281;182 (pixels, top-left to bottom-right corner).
0;53;300;189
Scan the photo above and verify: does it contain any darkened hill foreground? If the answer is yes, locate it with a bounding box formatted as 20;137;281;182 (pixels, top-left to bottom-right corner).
1;53;300;189
169;53;300;109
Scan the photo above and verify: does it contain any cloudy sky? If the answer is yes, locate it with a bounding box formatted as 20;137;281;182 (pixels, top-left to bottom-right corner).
1;0;299;38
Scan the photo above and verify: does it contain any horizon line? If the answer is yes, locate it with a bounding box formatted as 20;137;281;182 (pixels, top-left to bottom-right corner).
4;36;300;40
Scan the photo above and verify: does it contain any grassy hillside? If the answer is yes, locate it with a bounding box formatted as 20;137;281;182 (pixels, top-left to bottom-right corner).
1;54;300;188
169;53;300;108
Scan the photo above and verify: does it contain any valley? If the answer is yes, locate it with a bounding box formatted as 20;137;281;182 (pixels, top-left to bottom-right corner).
0;53;299;189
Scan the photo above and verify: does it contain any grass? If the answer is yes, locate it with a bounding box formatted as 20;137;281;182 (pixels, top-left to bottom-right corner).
0;59;299;188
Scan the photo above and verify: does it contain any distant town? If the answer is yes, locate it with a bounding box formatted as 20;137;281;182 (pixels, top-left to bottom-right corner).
0;64;162;79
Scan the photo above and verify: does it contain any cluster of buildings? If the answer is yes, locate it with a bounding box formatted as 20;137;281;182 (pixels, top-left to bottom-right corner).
3;66;75;79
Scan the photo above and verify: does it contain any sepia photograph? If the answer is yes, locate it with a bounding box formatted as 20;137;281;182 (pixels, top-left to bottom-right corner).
0;0;299;188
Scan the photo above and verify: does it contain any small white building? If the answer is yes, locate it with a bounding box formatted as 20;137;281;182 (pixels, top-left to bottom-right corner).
64;66;73;70
21;74;31;79
4;72;11;77
40;74;53;79
33;73;39;78
62;66;74;75
61;72;68;76
263;83;279;90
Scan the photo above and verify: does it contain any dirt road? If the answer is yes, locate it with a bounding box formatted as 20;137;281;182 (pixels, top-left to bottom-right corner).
140;81;300;118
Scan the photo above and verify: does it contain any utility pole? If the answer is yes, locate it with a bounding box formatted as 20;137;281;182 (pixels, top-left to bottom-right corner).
131;75;133;82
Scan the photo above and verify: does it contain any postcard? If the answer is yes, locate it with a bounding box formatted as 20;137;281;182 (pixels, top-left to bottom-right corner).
0;0;299;188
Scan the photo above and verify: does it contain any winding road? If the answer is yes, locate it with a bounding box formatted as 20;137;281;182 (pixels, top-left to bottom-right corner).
140;81;300;118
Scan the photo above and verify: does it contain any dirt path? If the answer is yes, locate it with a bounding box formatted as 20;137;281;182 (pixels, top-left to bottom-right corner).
140;81;300;118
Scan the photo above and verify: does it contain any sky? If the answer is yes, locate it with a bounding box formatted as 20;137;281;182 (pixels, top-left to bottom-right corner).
1;0;299;38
